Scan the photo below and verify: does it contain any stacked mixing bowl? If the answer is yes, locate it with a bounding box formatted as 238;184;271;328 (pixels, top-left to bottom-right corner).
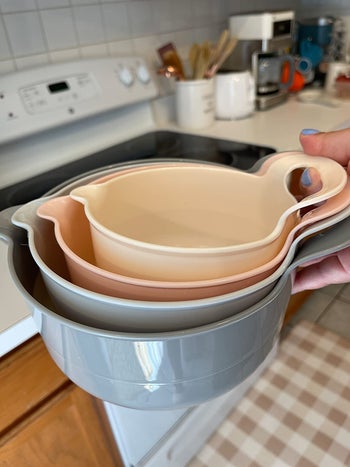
4;152;350;409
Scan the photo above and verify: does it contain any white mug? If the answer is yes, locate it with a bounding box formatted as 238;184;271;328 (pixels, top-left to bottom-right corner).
215;70;255;120
175;79;215;129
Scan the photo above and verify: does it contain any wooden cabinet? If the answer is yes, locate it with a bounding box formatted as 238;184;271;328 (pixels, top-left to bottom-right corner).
283;290;312;325
0;290;310;466
0;336;123;467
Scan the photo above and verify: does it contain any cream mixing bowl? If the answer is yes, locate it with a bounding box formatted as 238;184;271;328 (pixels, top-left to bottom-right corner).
34;175;350;302
70;152;346;281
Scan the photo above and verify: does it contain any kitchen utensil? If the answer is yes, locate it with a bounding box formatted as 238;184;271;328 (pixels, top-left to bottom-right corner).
2;157;350;332
193;42;211;80
70;153;346;281
175;78;215;129
205;37;238;78
188;43;200;78
209;29;229;68
7;196;350;332
157;42;185;80
157;65;184;81
215;70;255;120
36;173;350;304
11;240;292;410
36;163;350;302
4;211;350;409
5;201;274;331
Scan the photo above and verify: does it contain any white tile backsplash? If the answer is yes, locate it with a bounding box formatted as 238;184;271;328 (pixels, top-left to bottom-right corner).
0;59;14;73
14;53;49;70
71;0;97;5
49;48;81;63
40;8;78;51
193;0;214;28
171;0;195;31
73;5;105;46
151;0;174;35
36;0;70;8
0;0;37;14
3;12;47;56
1;0;350;75
0;17;10;60
128;1;155;38
107;39;134;56
101;2;130;41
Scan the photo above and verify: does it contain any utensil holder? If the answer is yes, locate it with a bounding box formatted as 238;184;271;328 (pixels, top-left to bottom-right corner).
175;79;214;129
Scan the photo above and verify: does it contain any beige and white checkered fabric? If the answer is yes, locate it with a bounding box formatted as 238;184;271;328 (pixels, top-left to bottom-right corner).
188;320;350;467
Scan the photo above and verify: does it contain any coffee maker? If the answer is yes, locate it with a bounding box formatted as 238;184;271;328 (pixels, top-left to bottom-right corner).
227;10;295;110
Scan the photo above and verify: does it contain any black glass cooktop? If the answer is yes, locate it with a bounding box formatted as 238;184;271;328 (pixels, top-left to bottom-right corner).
0;131;275;211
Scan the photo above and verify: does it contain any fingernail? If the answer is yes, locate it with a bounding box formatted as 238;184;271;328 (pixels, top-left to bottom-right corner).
301;128;320;135
301;168;312;186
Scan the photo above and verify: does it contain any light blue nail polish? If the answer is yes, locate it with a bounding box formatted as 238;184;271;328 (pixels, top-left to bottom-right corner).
301;128;320;135
301;168;312;186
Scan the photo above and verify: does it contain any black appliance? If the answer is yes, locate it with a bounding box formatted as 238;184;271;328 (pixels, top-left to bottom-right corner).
0;131;275;211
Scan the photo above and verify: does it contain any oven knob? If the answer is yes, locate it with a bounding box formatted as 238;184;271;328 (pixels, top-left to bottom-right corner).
118;67;134;87
136;64;151;84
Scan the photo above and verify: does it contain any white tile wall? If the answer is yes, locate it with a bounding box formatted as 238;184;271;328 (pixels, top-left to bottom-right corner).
101;2;130;41
40;8;78;50
73;5;105;46
0;0;37;13
3;11;47;56
1;0;349;90
0;18;10;60
299;0;350;18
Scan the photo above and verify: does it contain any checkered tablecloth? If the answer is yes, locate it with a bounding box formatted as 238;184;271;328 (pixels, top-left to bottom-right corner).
188;320;350;467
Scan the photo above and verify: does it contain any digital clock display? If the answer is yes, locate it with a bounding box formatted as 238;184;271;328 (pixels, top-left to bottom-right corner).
48;81;70;93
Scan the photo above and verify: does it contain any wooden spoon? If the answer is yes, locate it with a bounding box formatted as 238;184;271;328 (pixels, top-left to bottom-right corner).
205;37;238;78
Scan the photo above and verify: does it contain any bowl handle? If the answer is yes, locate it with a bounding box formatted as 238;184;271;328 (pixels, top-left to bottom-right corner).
0;206;27;245
11;198;49;229
264;151;347;217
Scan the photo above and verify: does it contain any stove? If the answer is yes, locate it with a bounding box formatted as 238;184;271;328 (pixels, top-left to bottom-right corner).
0;131;275;211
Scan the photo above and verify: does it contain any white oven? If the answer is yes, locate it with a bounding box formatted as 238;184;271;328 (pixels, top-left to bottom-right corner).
0;57;278;466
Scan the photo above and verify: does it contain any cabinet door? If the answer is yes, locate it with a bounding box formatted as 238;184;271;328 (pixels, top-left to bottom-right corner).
0;384;123;466
0;336;68;433
283;290;312;325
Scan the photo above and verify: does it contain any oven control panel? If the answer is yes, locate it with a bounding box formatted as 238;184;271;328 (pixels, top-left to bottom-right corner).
0;57;158;144
19;73;100;114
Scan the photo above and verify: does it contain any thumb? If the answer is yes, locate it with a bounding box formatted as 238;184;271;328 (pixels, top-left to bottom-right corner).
299;166;323;197
300;128;350;171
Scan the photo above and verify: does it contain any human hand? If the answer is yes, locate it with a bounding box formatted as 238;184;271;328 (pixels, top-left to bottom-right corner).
292;128;350;294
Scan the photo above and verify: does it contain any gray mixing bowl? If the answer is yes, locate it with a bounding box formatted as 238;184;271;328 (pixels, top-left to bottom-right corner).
6;234;291;410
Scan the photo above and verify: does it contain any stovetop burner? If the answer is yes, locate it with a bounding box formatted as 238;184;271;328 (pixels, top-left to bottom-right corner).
0;131;275;211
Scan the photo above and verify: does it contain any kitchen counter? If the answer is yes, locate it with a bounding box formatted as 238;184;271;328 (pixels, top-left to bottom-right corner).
154;92;350;151
1;91;350;357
